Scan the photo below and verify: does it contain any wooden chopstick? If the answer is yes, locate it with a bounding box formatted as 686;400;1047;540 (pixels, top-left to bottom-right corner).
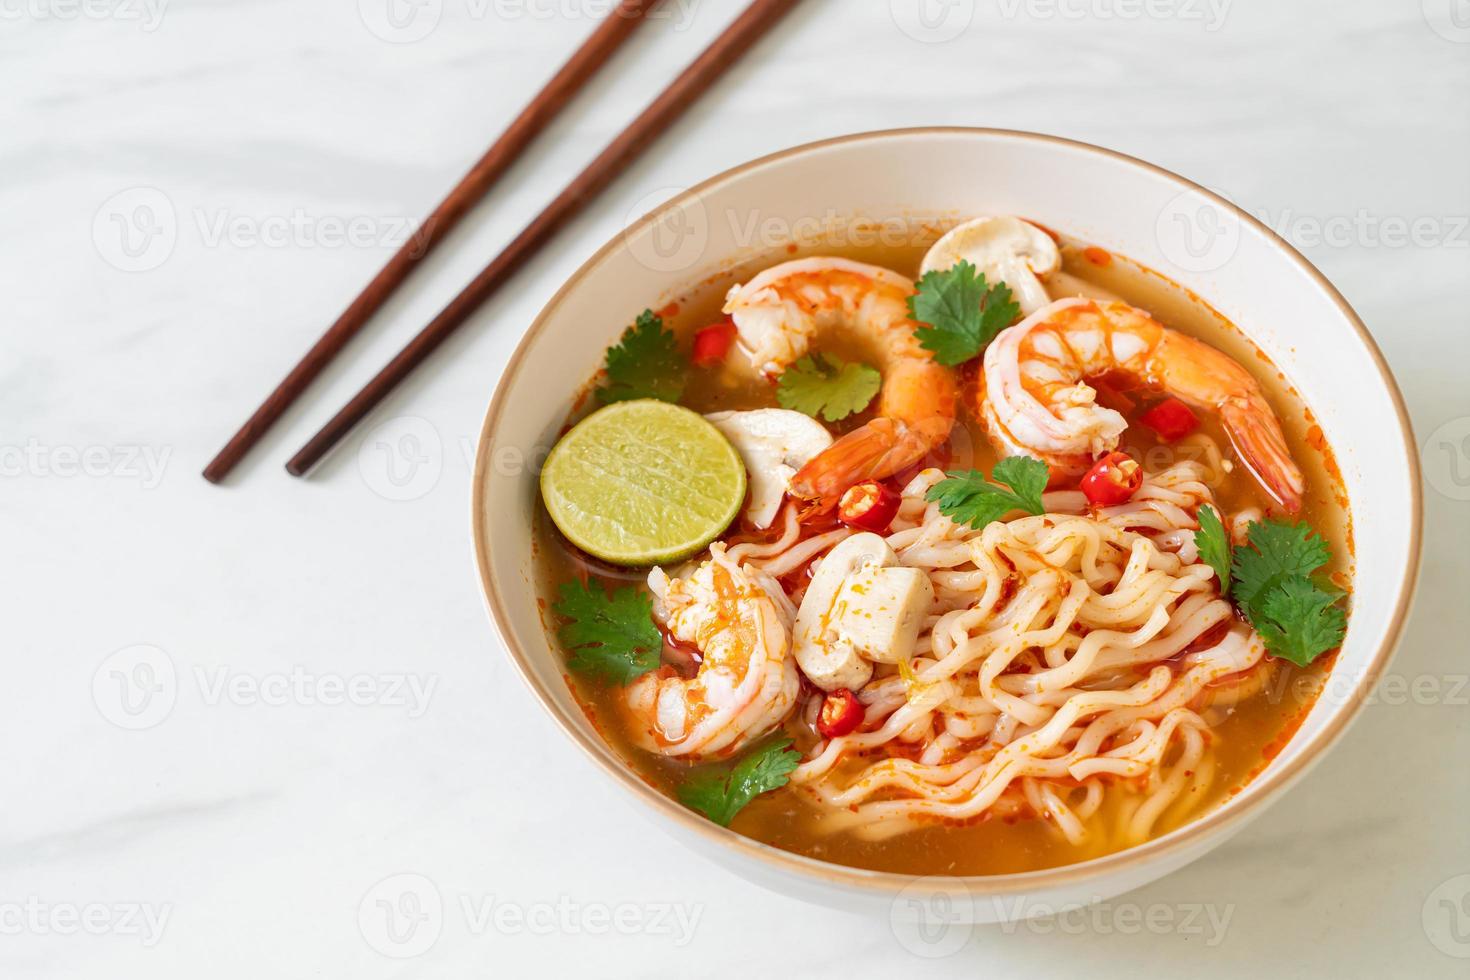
284;0;803;478
202;0;664;484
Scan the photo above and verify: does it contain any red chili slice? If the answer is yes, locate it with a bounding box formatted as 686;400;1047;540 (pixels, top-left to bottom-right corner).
1138;397;1200;441
1081;452;1143;506
817;689;864;738
837;481;901;533
691;319;737;367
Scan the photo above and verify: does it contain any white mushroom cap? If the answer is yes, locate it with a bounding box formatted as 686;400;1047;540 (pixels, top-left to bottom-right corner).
920;215;1060;316
703;409;833;529
793;533;933;693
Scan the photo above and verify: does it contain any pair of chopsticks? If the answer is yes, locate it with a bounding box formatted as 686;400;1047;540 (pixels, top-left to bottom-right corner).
203;0;802;483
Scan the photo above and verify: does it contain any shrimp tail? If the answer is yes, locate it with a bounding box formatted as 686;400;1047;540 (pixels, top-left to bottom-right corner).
789;416;953;509
1220;397;1305;513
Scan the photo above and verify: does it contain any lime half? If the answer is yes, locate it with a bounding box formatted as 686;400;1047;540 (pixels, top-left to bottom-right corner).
540;399;747;566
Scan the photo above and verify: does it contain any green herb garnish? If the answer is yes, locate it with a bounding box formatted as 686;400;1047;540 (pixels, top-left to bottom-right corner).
1252;576;1348;668
1193;504;1232;593
677;737;801;827
775;353;882;422
1231;519;1333;613
924;456;1049;529
1228;517;1344;666
552;580;662;684
597;309;686;405
908;260;1022;366
1195;514;1346;668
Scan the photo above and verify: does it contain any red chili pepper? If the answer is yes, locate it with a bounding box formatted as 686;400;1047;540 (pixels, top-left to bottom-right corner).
837;481;901;533
1081;452;1143;506
817;689;864;738
691;319;737;367
1090;374;1137;415
1139;397;1200;441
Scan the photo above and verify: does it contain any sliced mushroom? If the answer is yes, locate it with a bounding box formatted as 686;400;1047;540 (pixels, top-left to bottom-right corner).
793;533;934;692
704;409;833;529
920;215;1061;316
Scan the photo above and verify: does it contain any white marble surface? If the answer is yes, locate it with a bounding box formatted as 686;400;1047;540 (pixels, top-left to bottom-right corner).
4;0;1468;975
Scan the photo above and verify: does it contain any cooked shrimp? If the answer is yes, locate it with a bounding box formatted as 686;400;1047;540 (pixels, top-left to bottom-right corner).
979;297;1305;511
722;257;957;508
624;545;799;760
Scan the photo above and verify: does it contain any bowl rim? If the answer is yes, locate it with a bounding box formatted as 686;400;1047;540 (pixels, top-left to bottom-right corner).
471;127;1423;896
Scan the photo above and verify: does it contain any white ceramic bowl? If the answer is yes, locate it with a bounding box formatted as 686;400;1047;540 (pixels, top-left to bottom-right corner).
472;129;1420;920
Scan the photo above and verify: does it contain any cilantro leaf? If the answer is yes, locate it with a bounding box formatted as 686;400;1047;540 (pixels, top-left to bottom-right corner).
1194;504;1232;593
991;457;1049;513
1252;576;1347;667
775;353;882;422
597;310;687;405
677;737;801;827
1224;517;1347;668
908;260;1022;366
924;456;1049;529
1231;519;1332;615
552;580;661;684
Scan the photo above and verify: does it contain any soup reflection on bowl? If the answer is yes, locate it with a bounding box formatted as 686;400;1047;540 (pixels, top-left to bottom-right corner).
474;130;1419;918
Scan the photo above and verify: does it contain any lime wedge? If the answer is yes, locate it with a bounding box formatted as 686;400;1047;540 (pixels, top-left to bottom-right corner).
540;399;747;567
